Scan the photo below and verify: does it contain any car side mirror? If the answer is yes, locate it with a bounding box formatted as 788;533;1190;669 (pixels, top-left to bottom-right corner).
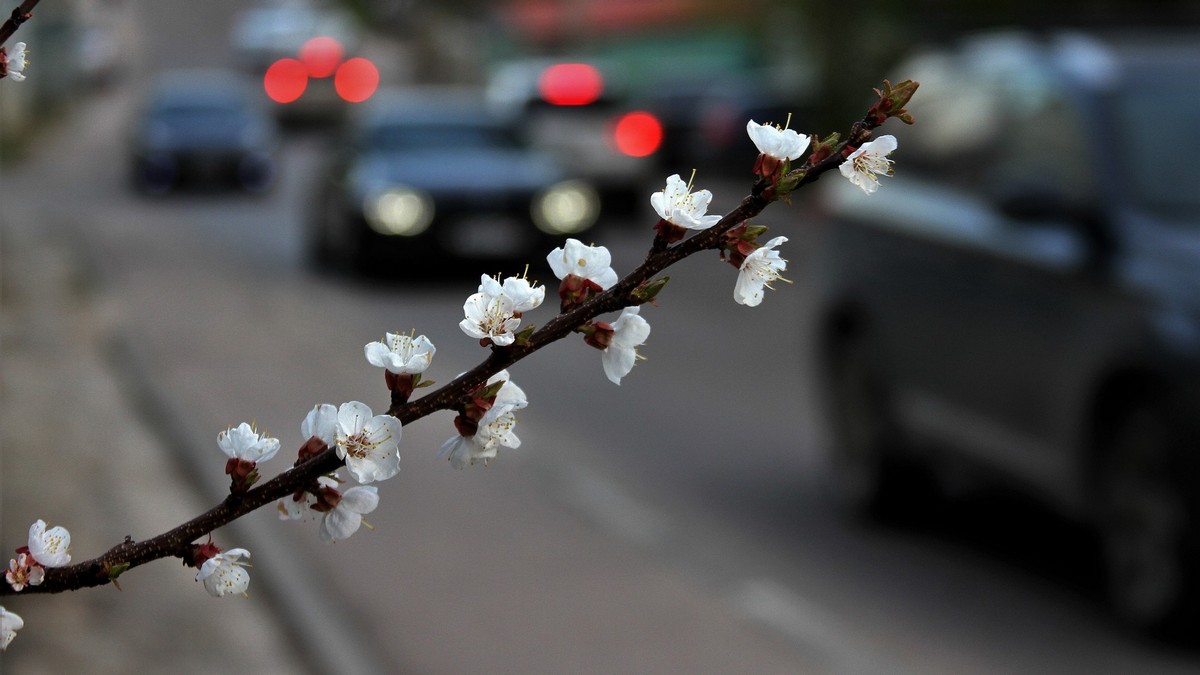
991;179;1115;269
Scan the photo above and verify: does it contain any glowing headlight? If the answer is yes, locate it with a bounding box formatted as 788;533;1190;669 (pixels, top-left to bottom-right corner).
364;187;434;236
532;180;600;235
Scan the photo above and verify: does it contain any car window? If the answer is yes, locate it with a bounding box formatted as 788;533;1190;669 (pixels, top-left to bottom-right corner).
895;37;1094;205
360;122;518;152
986;89;1095;206
1115;63;1200;217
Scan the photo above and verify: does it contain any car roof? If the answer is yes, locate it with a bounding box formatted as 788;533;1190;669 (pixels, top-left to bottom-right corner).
931;29;1200;91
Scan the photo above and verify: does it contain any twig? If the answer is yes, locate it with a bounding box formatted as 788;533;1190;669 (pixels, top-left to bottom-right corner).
0;89;903;596
0;0;40;47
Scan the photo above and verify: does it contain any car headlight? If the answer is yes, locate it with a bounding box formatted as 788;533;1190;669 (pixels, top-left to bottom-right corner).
532;180;600;235
363;187;434;236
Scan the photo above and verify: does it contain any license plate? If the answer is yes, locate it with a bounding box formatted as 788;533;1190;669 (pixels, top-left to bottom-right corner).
448;216;529;257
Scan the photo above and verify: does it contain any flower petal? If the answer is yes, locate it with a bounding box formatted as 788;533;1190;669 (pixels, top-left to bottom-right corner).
301;403;338;447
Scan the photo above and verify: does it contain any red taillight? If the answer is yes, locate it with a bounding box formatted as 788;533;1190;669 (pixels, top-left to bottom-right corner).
263;58;308;104
299;36;344;78
334;58;379;103
612;111;662;157
538;63;604;106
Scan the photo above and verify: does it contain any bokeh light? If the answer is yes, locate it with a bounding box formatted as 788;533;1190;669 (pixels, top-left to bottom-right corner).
538;63;604;106
611;111;663;157
263;58;308;104
299;36;345;78
334;58;380;103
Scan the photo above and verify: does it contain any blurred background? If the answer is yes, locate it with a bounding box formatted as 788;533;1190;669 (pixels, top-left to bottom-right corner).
4;0;1200;673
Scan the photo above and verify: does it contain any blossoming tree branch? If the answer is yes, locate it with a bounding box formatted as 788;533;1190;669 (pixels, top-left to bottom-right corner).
0;3;918;650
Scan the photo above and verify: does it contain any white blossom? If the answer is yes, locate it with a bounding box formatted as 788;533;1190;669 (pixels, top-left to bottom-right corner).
437;435;476;470
0;606;23;650
6;554;43;591
276;491;315;521
27;519;70;568
5;42;27;82
839;135;897;194
439;371;527;469
364;332;435;374
217;422;280;464
319;485;380;543
488;370;528;412
302;403;339;448
333;401;402;483
439;406;521;469
547;238;618;289
196;548;251;598
650;173;722;230
479;274;545;313
602;307;651;385
459;290;520;346
734;236;789;307
746;119;810;161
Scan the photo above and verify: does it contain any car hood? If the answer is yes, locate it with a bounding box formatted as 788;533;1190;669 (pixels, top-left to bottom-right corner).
348;148;565;200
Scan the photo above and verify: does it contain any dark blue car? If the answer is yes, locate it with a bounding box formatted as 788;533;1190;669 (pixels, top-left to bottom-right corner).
129;69;279;194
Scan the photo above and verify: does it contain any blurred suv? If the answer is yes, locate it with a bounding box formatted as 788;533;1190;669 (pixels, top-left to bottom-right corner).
307;88;601;273
811;31;1200;635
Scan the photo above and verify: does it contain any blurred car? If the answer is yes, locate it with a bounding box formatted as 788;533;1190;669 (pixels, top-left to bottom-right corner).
230;0;360;73
810;31;1200;635
128;69;280;194
485;58;661;214
230;0;365;123
307;88;601;272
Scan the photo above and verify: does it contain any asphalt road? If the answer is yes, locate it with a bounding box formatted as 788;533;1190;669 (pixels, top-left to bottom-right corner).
4;2;1200;673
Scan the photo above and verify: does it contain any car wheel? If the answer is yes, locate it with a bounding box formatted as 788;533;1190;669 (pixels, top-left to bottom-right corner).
824;331;930;520
1095;402;1200;636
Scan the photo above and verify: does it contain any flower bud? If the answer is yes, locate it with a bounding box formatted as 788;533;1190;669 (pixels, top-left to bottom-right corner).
868;79;919;125
807;132;841;165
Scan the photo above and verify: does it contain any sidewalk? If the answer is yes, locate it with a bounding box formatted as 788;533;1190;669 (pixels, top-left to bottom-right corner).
0;219;307;673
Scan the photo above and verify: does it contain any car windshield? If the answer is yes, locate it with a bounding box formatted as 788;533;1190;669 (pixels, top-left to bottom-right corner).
1116;61;1200;216
153;101;246;124
361;121;518;153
